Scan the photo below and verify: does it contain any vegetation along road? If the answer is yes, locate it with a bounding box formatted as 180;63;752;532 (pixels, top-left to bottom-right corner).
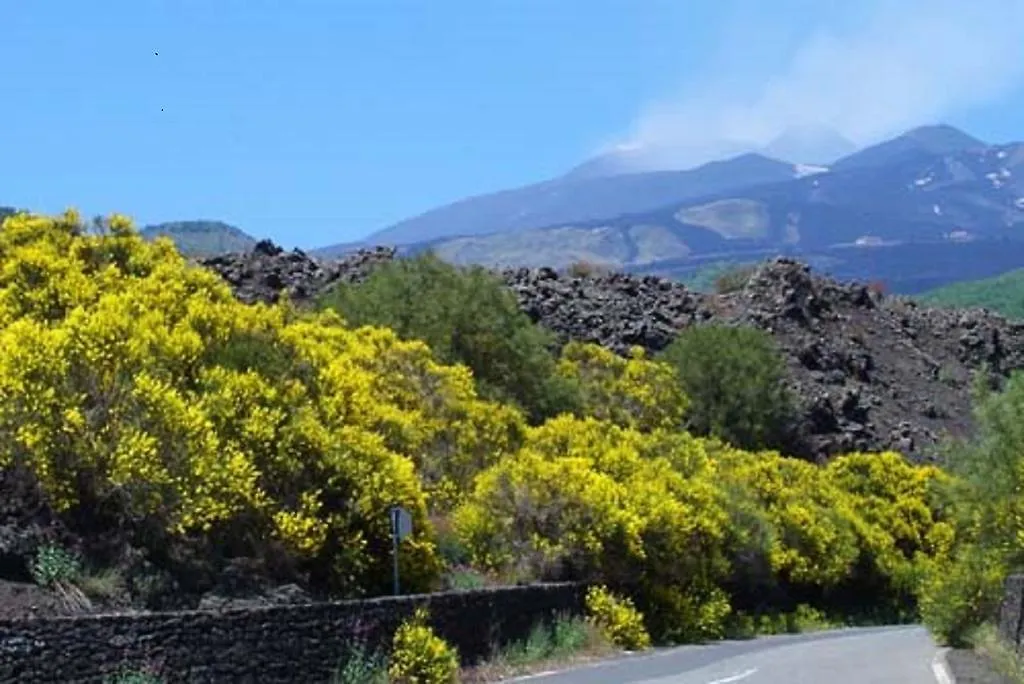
515;626;952;684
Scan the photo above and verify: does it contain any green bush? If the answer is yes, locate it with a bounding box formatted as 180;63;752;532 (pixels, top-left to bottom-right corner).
319;252;579;424
659;324;795;451
31;544;82;587
917;371;1024;646
919;545;1007;647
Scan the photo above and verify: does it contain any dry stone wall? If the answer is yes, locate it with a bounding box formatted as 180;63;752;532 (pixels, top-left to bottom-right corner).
999;574;1024;651
0;582;585;684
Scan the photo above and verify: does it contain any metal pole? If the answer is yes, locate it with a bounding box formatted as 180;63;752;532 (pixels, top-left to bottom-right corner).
391;507;401;595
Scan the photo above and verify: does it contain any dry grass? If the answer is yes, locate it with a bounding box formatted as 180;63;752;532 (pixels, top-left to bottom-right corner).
78;567;127;602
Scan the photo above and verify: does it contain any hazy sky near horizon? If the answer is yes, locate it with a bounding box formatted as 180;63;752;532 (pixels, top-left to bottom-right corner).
3;0;1024;248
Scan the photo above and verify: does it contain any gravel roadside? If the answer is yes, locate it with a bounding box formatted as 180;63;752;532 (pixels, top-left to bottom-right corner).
947;649;1017;684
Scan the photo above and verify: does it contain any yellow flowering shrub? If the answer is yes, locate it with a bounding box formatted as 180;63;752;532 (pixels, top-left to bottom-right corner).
717;448;952;623
0;210;531;594
387;607;460;684
826;451;953;592
717;449;860;587
585;585;651;650
454;415;733;641
279;315;526;507
0;209;958;635
557;342;688;431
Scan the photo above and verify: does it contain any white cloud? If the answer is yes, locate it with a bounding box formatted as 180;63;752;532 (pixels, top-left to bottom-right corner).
616;0;1024;169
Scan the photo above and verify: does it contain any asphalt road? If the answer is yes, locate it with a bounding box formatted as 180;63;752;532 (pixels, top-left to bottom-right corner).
511;626;952;684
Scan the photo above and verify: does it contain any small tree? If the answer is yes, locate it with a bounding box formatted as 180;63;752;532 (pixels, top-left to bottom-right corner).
919;369;1024;644
659;324;795;451
319;252;580;424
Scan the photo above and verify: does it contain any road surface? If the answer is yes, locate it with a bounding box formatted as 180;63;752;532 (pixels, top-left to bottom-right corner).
511;625;953;684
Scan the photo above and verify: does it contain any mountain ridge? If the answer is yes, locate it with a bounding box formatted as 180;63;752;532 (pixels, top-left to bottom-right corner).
351;151;801;250
371;124;1024;292
140;220;258;257
11;123;1022;297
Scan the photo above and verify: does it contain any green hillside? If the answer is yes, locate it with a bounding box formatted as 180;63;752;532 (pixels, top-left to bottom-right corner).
140;220;258;257
918;268;1024;319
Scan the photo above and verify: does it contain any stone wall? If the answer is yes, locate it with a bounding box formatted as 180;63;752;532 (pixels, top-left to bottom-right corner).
0;582;586;683
999;574;1024;650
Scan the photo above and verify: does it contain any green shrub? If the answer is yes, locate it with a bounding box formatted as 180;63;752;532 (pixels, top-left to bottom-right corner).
319;251;580;424
31;544;82;587
659;324;795;451
918;371;1024;646
549;615;595;656
919;545;1007;647
388;607;460;683
104;668;164;684
584;585;652;651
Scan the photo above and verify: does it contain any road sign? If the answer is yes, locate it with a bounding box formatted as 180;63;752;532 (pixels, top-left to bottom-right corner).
391;506;413;541
390;505;413;595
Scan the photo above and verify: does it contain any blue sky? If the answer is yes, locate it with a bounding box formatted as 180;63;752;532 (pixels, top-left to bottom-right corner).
3;0;1024;249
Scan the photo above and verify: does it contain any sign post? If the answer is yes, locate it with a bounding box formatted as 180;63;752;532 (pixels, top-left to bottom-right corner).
389;505;413;595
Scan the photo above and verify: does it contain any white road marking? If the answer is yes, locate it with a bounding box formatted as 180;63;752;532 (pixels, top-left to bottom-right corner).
506;671;559;682
706;668;758;684
931;650;954;684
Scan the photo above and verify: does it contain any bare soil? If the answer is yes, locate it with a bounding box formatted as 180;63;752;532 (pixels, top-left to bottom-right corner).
947;649;1018;684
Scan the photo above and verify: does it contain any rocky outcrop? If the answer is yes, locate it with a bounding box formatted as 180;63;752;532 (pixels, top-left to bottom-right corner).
722;259;1024;460
199;242;1024;463
199;241;395;305
502;266;709;354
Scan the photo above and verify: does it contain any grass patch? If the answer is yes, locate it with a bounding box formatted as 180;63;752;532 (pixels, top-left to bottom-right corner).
969;623;1024;684
104;668;164;684
463;614;617;682
331;643;389;684
78;567;126;602
442;567;491;592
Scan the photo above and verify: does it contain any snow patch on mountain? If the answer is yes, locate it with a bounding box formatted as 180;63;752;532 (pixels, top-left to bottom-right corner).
794;164;830;178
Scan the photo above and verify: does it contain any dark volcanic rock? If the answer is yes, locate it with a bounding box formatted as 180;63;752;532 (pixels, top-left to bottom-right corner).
198;244;1024;463
200;242;395;305
502;266;706;354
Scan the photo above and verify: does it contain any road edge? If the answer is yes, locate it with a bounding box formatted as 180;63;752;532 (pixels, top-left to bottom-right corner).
933;647;956;684
499;625;920;682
